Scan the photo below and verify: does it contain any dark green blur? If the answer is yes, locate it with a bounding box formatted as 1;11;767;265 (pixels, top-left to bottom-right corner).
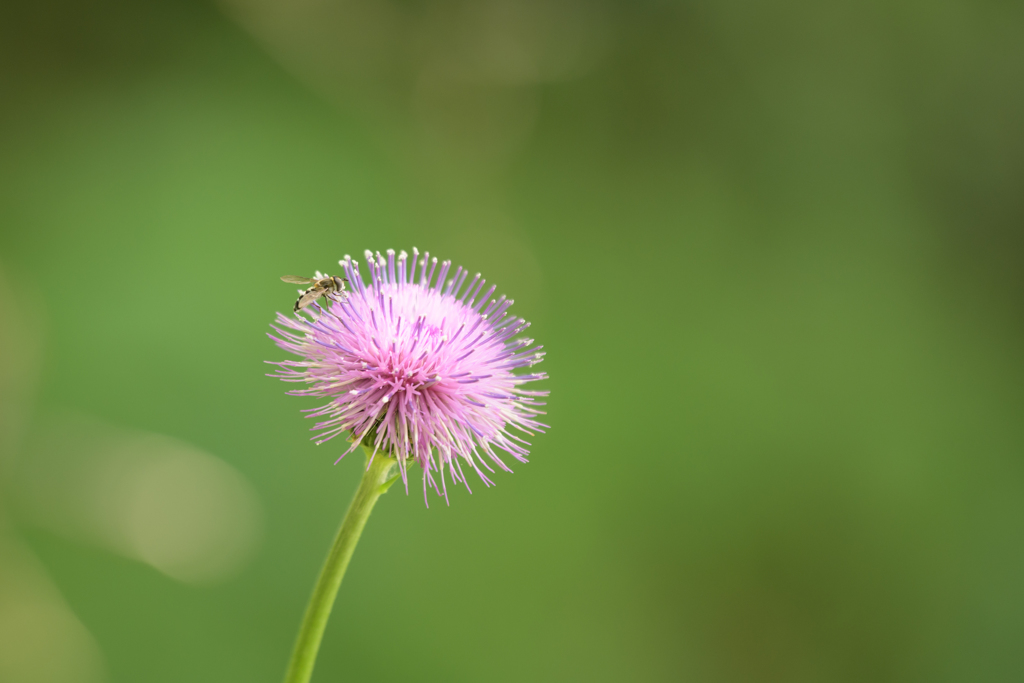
2;0;1024;681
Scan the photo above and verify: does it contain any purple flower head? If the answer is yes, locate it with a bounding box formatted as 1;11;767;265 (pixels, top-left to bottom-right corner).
268;248;549;504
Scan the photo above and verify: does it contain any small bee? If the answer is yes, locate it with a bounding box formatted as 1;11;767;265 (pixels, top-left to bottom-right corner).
280;273;348;312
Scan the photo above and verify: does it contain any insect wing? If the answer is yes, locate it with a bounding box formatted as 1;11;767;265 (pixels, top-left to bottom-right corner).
295;288;325;311
281;275;316;284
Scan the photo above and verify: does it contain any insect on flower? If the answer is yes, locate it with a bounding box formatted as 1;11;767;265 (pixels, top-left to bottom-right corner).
281;273;348;312
268;249;549;505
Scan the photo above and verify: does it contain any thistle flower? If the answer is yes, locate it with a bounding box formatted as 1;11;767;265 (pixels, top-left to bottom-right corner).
268;248;548;504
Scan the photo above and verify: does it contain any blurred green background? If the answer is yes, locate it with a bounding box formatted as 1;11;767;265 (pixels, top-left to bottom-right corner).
2;0;1024;681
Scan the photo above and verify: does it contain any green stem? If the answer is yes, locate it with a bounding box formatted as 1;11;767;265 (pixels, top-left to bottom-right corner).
283;449;399;683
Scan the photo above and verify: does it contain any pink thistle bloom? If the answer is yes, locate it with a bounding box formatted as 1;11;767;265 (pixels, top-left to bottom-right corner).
268;249;549;504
